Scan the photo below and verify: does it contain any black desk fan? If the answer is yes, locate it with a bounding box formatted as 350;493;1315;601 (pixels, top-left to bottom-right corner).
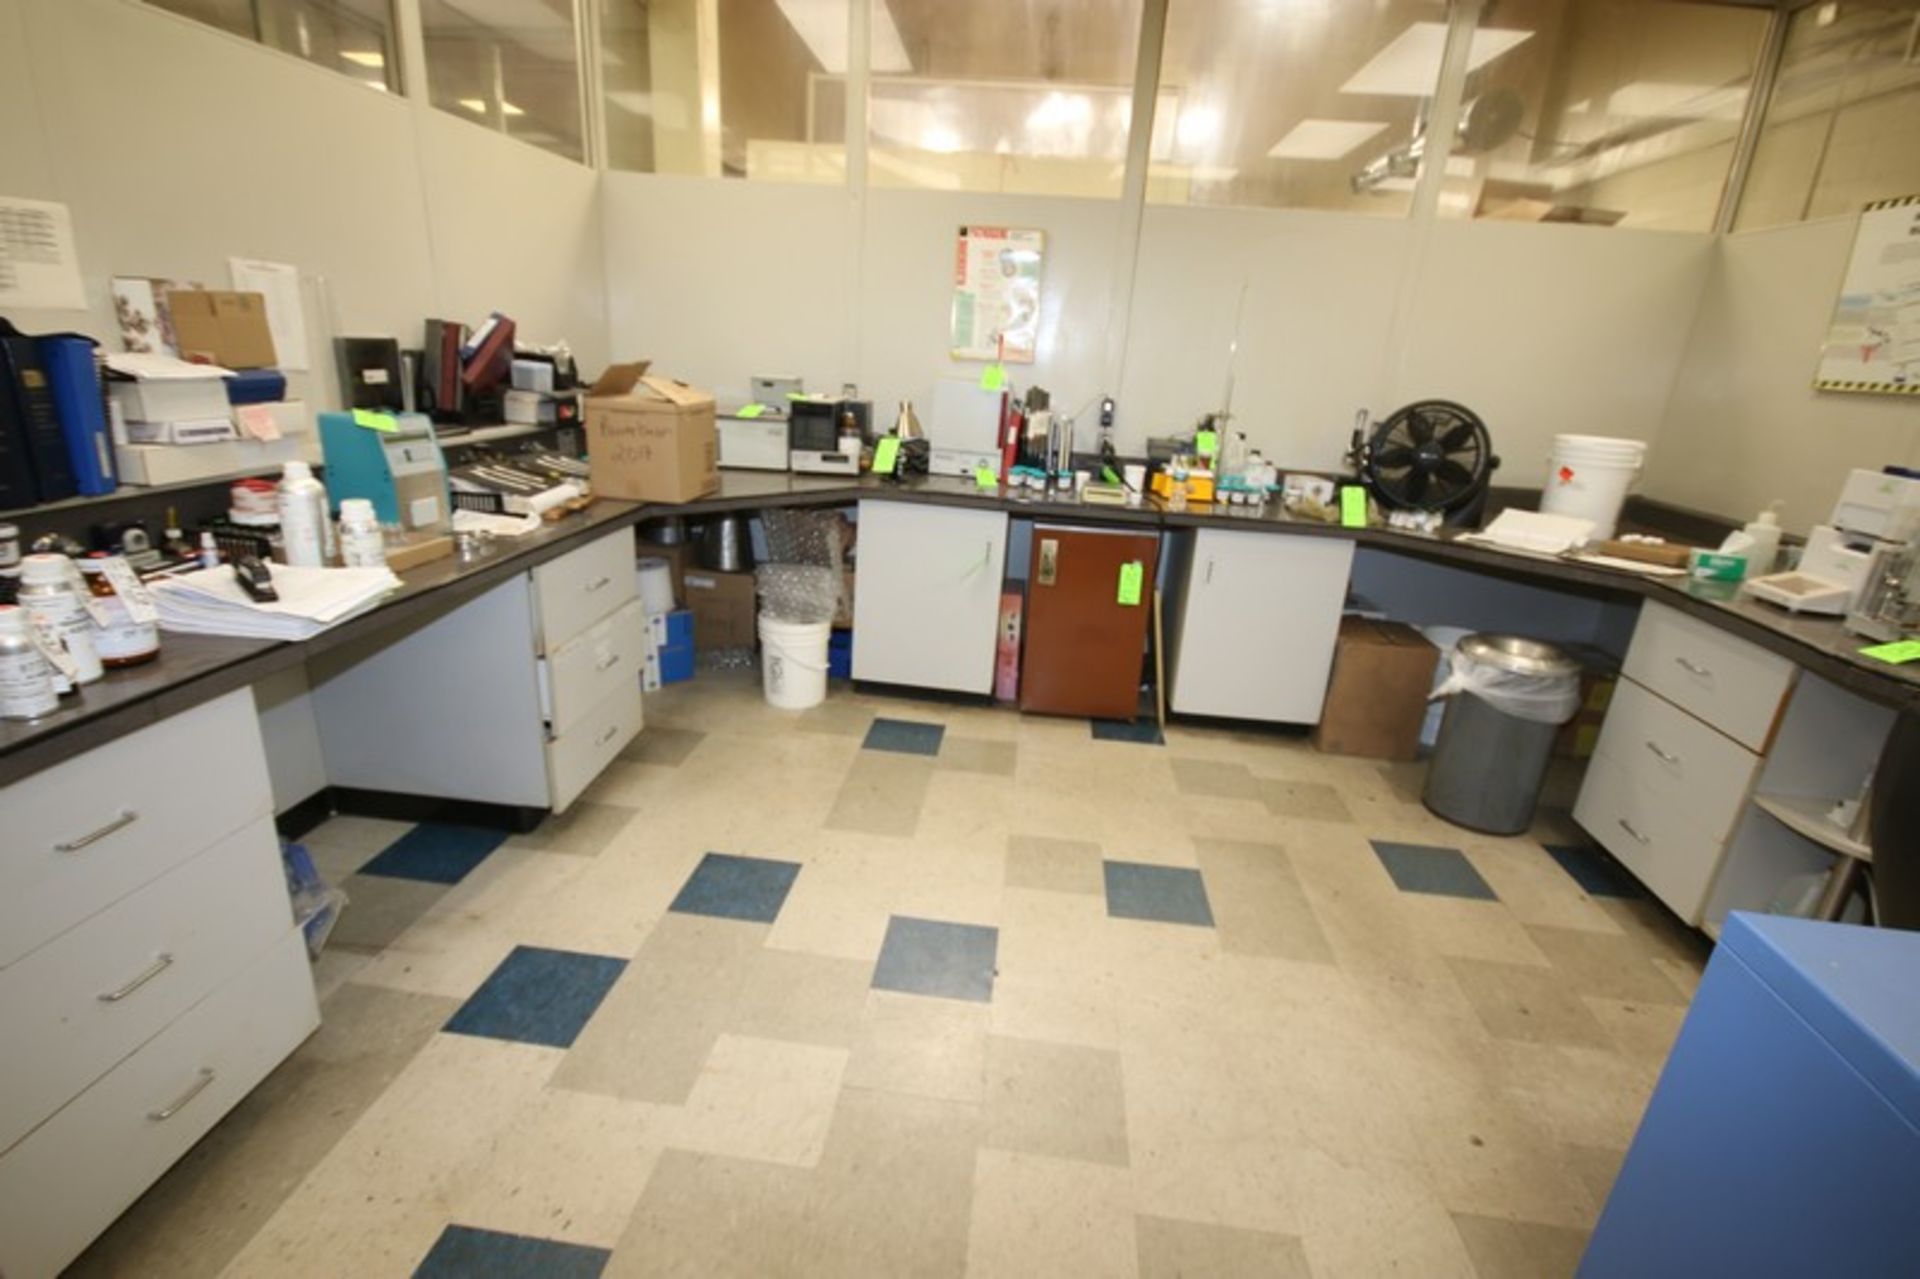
1348;400;1498;526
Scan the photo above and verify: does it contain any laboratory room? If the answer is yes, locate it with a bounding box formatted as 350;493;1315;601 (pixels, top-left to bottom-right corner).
7;0;1920;1276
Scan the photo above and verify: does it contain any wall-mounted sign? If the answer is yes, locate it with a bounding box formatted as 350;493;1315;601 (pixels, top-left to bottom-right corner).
951;225;1044;364
1815;194;1920;396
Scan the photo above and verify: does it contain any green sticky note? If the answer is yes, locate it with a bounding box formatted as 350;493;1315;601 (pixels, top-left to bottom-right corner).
873;436;901;475
1102;465;1120;485
1117;560;1144;607
980;363;1006;392
351;408;398;433
1195;429;1219;457
737;403;765;419
975;464;998;490
1860;639;1920;665
1340;485;1368;528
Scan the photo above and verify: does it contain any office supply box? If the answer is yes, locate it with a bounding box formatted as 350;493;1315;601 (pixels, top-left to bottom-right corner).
585;361;718;502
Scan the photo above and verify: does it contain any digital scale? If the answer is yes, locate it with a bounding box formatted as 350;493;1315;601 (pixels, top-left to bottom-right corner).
1747;470;1920;616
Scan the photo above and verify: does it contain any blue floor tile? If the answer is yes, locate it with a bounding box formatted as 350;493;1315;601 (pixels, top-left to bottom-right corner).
1091;718;1164;745
414;1225;610;1279
443;946;627;1049
1543;842;1643;899
871;916;999;1003
360;823;509;886
669;852;803;924
1103;860;1214;926
863;718;946;756
1370;840;1498;901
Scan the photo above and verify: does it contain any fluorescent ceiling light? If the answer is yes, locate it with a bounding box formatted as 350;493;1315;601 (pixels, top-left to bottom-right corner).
340;50;385;68
776;0;911;74
1341;22;1532;97
501;100;525;117
919;125;963;153
1268;118;1389;159
1175;104;1221;150
458;97;523;117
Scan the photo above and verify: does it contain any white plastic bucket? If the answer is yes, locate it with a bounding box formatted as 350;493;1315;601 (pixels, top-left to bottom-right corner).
758;615;831;710
637;558;676;614
1539;434;1646;540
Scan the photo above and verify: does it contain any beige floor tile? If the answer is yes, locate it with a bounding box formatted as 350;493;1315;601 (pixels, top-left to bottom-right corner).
1463;840;1626;934
1448;956;1615;1050
1282;1147;1478;1279
730;945;877;1049
1497;1039;1659;1153
1450;1212;1590;1279
846;990;991;1103
300;813;416;855
1561;1143;1627;1212
70;983;457;1279
1192;837;1334;964
1402;1072;1602;1228
989;973;1123;1052
1169;757;1263;801
1005;833;1105;895
938;736;1018;777
1585;994;1688;1062
1261;778;1355;823
606;1149;815;1279
1134;1214;1312;1279
619;724;707;765
966;1149;1138;1279
826;751;936;838
1400;895;1555;967
995;886;1119;988
310;944;375;1002
505;799;641;856
1527;924;1690;1007
328;874;450;953
794;699;880;737
984;1034;1131;1166
668;1033;849;1167
763;837;912;962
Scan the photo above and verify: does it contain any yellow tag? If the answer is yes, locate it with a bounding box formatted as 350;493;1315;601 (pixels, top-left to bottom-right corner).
1340;486;1368;528
737;403;765;419
1117;561;1144;606
1195;429;1218;456
352;408;398;432
873;436;901;475
1861;639;1920;664
980;364;1006;392
975;464;998;490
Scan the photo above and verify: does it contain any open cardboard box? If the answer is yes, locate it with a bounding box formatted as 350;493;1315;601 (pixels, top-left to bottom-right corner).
585;360;718;502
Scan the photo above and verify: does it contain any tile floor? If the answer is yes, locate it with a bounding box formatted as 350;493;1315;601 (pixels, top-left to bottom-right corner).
70;670;1710;1279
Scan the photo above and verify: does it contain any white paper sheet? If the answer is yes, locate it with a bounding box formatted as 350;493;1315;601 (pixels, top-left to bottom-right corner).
0;196;85;311
228;257;309;371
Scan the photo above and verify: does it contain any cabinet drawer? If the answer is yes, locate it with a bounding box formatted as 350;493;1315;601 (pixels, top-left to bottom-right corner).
1622;602;1793;752
1574;752;1727;924
0;927;318;1279
546;679;643;814
0;816;290;1154
0;690;272;970
545;598;648;738
1592;678;1762;846
533;530;638;654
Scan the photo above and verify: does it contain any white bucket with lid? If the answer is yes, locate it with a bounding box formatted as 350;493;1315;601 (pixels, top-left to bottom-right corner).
1539;434;1647;540
758;615;831;710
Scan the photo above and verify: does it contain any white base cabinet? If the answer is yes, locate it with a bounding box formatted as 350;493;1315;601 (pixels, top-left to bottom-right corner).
852;499;1009;695
1166;527;1354;724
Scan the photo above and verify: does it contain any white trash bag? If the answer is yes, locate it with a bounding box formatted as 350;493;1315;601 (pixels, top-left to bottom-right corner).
1430;643;1581;725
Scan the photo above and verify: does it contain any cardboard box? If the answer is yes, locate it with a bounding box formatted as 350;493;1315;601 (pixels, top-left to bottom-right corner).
1313;618;1439;761
682;568;756;651
165;290;278;369
585;361;718;502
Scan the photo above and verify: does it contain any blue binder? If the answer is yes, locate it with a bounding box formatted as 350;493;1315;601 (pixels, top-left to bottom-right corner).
36;334;117;497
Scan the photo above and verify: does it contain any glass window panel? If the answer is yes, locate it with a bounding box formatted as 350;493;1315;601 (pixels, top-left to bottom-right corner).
1150;0;1451;214
1735;0;1920;232
863;0;1144;197
601;0;849;183
1437;0;1768;230
421;0;584;162
147;0;400;93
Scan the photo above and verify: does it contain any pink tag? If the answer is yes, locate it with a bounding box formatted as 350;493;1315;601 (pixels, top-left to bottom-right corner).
237;404;281;441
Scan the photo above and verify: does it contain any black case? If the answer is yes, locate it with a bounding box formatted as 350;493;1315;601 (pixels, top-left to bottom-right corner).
0;318;77;505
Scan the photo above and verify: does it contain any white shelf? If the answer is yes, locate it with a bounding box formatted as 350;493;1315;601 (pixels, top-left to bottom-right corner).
1752;793;1872;863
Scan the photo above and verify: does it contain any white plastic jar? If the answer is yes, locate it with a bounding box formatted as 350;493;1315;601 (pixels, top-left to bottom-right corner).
16;553;102;687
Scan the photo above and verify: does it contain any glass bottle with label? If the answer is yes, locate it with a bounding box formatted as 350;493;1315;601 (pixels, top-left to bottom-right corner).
16;553;102;687
79;553;161;667
0;604;57;720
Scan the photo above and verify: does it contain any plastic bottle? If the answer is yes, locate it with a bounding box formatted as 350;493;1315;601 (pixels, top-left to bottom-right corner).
338;498;387;568
78;554;160;668
0;604;57;720
277;460;329;567
199;531;221;569
16;553;102;687
1741;502;1783;579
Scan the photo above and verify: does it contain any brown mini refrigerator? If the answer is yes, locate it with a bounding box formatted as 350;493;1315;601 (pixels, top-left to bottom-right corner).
1021;524;1160;719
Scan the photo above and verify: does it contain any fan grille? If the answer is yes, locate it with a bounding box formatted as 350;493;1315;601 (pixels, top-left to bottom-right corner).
1364;401;1491;513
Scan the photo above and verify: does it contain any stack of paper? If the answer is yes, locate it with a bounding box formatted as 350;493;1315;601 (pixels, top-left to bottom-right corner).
1457;509;1596;557
152;564;401;640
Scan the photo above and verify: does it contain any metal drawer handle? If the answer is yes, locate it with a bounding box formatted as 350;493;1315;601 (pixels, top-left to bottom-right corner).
147;1068;215;1121
56;809;138;852
1618;818;1651;845
1644;740;1681;766
598;723;620;746
99;952;174;1003
585;575;612;593
1674;656;1711;678
595;652;620;672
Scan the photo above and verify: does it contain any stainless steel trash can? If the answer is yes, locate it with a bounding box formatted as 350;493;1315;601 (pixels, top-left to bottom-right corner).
1423;634;1581;835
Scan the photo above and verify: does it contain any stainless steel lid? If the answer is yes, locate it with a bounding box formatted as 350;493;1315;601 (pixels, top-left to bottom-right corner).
1456;633;1580;678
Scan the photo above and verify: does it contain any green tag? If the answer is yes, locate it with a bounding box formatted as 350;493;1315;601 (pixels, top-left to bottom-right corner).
873;436;901;475
1117;561;1144;607
786;391;805;401
1860;639;1920;665
737;403;765;419
1195;429;1218;457
980;364;1006;392
975;464;998;490
1340;486;1368;528
352;408;397;432
1102;465;1120;485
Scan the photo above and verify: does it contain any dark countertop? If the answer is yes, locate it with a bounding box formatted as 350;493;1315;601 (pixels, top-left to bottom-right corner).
6;470;1914;786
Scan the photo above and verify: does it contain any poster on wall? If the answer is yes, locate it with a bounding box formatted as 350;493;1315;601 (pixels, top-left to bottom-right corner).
1814;194;1920;396
950;226;1044;363
0;196;85;311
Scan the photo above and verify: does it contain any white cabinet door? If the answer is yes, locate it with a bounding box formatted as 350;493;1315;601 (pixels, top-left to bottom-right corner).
853;500;1008;695
1172;529;1354;723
